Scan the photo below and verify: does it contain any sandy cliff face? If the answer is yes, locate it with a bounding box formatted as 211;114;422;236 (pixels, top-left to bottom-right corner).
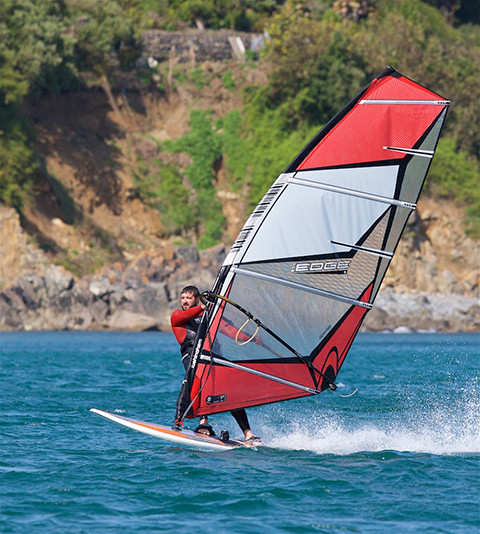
21;63;262;255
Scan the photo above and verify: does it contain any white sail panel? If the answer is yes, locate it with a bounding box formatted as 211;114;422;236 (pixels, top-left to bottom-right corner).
296;164;399;194
212;272;352;359
241;173;395;264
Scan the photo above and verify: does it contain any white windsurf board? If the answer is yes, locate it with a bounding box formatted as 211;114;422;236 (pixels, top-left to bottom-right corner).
90;408;254;452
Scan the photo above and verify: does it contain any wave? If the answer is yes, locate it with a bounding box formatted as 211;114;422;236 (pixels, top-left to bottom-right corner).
261;396;480;456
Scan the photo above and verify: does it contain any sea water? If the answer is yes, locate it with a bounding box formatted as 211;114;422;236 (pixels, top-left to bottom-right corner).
1;331;479;533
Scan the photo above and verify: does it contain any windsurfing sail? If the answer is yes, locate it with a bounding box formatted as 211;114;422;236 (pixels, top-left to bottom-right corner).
175;66;449;423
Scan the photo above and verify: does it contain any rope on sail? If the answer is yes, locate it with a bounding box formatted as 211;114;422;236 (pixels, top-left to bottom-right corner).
235;318;259;346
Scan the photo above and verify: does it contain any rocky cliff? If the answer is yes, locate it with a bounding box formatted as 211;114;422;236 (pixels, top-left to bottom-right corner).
1;204;478;333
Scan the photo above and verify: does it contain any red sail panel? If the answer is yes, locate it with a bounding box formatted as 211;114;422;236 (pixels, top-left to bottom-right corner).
297;74;444;169
193;286;372;416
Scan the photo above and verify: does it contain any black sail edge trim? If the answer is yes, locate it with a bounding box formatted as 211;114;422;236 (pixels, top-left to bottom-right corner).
365;203;402;304
390;68;449;102
391;110;446;204
292;157;402;173
356;207;393;305
238;250;355;267
354;206;395;304
408;108;449;205
372;203;414;304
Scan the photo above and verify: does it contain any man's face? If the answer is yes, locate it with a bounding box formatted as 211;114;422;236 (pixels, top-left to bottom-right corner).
181;291;198;310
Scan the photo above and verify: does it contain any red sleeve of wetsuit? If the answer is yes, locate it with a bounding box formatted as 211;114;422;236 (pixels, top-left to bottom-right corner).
170;305;203;327
171;305;204;345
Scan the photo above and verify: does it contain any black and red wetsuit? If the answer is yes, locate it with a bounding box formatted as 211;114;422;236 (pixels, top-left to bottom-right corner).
171;304;204;371
170;305;251;434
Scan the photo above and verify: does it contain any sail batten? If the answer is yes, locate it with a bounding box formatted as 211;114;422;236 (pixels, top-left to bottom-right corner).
383;146;434;158
360;99;449;105
200;356;321;395
287;176;417;209
175;67;449;421
232;266;373;309
331;241;393;259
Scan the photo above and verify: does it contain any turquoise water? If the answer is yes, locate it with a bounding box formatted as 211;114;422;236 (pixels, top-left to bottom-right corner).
1;331;479;533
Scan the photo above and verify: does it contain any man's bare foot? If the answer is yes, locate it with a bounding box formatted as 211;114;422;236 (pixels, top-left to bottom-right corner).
244;429;262;445
194;418;215;436
244;429;254;440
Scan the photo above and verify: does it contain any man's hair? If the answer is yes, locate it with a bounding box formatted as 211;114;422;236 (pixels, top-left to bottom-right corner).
181;285;200;298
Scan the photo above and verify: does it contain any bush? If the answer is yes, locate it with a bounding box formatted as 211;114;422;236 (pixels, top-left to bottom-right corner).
161;110;227;247
0;106;37;210
427;136;480;236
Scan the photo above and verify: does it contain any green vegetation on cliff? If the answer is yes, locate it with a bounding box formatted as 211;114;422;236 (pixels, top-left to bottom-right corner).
1;0;479;252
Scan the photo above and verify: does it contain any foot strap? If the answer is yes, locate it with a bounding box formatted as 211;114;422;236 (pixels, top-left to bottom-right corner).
194;423;216;437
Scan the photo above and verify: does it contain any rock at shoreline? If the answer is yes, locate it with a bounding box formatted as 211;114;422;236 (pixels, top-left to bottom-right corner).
45;266;74;299
362;290;480;332
108;310;158;331
1;244;478;333
0;245;221;332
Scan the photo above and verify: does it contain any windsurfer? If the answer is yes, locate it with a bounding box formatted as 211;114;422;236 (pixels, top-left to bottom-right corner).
171;285;261;444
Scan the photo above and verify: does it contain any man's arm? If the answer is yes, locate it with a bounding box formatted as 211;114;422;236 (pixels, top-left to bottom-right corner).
170;305;204;327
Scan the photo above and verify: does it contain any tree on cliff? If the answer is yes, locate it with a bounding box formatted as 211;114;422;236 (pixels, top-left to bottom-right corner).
0;0;136;209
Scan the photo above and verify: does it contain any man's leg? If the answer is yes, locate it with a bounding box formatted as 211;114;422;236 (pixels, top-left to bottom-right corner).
230;409;255;440
181;353;212;435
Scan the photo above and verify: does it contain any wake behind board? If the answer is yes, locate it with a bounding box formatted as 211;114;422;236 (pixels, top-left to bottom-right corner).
90;409;254;452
